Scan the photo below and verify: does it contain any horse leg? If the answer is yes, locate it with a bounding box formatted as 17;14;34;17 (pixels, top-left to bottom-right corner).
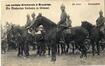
71;42;75;54
78;42;87;58
66;43;69;54
73;44;75;54
8;42;11;51
83;45;87;58
80;48;83;58
33;45;36;50
17;44;22;56
58;44;60;54
42;43;46;55
96;41;100;55
80;49;87;58
51;45;56;62
39;43;42;56
61;43;64;54
63;44;66;54
92;42;95;56
48;44;51;55
37;44;40;55
100;42;104;51
24;43;30;57
43;44;46;55
79;46;83;58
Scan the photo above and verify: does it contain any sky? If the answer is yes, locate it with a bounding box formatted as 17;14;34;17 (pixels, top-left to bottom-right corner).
1;0;105;27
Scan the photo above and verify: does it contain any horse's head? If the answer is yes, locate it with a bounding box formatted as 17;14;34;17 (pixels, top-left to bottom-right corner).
33;16;43;29
28;16;57;32
81;21;93;32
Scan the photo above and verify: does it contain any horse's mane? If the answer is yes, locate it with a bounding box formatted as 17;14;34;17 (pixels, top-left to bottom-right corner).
41;16;57;27
81;21;95;34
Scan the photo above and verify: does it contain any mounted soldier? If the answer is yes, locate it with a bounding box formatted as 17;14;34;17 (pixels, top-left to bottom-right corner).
96;10;105;32
36;13;42;19
26;12;36;29
57;4;68;44
31;12;36;22
58;4;68;29
66;15;72;27
25;14;31;28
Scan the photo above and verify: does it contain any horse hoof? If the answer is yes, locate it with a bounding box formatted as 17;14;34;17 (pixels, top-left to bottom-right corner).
51;59;56;62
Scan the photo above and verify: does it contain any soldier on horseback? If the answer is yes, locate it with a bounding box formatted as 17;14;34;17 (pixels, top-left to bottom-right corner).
25;14;31;27
26;12;36;29
36;13;42;19
31;12;36;23
58;4;68;29
66;15;72;27
96;10;105;40
96;10;105;32
58;4;72;44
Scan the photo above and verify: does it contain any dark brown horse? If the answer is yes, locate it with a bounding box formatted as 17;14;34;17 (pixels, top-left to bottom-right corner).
28;16;90;60
81;21;105;56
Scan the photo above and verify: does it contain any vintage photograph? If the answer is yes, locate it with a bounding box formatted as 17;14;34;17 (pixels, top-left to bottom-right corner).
1;0;105;66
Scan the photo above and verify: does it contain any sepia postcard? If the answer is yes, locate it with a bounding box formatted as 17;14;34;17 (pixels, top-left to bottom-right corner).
0;0;105;66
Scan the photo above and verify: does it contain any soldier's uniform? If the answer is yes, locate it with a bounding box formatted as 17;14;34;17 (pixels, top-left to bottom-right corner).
36;25;46;55
26;14;31;27
58;4;68;43
17;33;24;56
66;15;72;27
27;12;36;29
58;4;67;28
36;13;42;19
1;38;8;54
96;10;105;32
31;12;36;22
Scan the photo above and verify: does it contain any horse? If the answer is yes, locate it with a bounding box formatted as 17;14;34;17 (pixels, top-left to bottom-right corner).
63;26;89;55
8;25;31;57
28;16;90;59
7;26;17;50
81;21;105;56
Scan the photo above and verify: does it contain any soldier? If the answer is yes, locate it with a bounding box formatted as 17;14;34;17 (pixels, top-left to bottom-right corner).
66;15;72;27
26;14;31;27
31;12;36;22
36;13;42;19
58;4;68;29
40;25;46;55
36;25;46;56
27;12;36;29
17;33;24;57
96;10;105;31
58;4;68;44
1;34;8;54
